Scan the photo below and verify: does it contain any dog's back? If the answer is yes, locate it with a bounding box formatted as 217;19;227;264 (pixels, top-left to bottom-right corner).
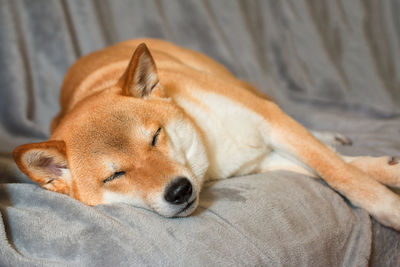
52;39;269;130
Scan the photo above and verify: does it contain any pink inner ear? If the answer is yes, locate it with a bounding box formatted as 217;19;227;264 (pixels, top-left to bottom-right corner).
36;156;68;177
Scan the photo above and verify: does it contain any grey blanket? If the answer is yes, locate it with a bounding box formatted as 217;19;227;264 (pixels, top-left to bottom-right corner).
0;0;399;266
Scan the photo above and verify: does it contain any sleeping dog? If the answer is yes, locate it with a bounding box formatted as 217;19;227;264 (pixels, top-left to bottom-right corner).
13;39;400;231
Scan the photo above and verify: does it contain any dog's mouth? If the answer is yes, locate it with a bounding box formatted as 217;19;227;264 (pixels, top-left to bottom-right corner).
174;198;197;217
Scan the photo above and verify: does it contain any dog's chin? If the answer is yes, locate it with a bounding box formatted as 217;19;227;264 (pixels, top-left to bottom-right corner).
173;197;199;218
155;197;199;218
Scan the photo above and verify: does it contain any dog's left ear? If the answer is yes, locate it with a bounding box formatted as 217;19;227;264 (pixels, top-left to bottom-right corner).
13;140;72;195
118;43;162;98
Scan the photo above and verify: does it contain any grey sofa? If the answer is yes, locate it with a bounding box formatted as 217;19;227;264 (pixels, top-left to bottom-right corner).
0;1;399;266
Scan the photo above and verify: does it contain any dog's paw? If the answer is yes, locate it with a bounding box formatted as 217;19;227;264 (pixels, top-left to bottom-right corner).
350;156;400;188
333;134;352;146
385;156;400;187
374;198;400;232
388;156;399;166
312;131;352;146
372;156;400;187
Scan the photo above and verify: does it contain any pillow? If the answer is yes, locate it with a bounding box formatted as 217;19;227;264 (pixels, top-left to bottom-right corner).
0;171;371;266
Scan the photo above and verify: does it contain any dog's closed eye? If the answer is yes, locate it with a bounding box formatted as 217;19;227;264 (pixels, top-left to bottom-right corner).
151;127;162;146
103;171;126;183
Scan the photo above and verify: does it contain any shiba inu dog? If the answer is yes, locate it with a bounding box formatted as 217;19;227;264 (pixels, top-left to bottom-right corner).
13;39;400;231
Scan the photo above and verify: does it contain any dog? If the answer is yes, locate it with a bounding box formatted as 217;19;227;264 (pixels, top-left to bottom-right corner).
13;39;400;231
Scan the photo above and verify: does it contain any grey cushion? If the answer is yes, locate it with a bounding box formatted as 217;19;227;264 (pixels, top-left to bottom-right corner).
0;172;371;266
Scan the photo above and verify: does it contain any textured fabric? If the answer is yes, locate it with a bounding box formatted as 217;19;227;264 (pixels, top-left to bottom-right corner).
0;0;399;266
0;173;372;266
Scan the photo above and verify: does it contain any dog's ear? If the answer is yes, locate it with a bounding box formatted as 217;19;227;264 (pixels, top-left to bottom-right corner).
118;43;162;98
13;140;71;195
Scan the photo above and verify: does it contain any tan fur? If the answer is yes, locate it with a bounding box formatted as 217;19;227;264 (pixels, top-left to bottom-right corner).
14;38;400;229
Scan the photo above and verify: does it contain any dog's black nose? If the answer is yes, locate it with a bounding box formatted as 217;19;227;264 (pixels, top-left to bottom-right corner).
164;177;193;205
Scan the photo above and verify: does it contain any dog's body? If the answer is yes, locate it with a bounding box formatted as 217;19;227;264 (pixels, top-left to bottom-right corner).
14;39;400;230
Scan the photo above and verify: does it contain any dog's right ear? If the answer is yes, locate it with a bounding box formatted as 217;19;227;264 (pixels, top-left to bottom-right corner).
13;140;72;195
118;43;163;98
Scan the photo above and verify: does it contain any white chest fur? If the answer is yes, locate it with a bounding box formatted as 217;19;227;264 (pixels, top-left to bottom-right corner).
173;89;272;180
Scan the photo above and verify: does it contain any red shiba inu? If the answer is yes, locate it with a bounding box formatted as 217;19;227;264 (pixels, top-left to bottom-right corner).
13;39;400;230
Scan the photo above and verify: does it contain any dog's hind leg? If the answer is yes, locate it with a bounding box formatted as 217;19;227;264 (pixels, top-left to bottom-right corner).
343;156;400;188
263;102;400;230
263;152;400;188
310;131;400;187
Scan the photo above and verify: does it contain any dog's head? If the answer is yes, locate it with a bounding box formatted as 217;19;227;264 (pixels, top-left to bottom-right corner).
13;44;209;217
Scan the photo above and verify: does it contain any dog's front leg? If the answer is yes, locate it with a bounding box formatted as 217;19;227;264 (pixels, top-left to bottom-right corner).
264;103;400;230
